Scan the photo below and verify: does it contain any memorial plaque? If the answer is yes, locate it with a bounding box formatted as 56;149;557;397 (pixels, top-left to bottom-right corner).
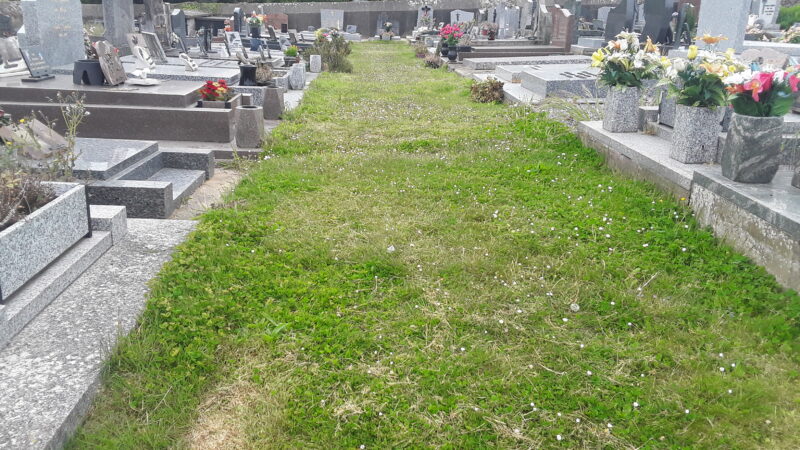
142;32;168;64
96;40;127;86
20;45;54;81
346;25;357;34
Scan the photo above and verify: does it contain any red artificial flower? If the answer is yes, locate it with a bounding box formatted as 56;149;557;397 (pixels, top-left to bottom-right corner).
790;74;800;93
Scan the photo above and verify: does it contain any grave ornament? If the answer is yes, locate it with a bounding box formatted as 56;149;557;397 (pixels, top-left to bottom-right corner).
20;45;54;82
179;52;198;72
129;45;160;85
95;40;127;86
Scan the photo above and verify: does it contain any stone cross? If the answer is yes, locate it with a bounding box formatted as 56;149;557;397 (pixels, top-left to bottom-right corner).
18;0;84;67
103;0;134;50
696;0;750;52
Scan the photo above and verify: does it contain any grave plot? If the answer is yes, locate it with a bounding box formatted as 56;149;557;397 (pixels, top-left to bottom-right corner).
462;54;590;71
0;75;238;142
518;64;604;99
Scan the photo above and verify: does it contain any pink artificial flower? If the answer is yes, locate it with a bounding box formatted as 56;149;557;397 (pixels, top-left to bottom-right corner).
790;74;800;93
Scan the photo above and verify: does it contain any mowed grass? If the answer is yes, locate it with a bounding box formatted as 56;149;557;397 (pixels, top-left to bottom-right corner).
71;42;800;449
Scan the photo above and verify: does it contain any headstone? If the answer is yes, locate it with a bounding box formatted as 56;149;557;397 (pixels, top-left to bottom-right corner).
19;45;54;81
310;54;321;73
603;0;635;42
549;7;576;51
281;24;289;34
225;31;243;53
376;12;389;36
95;40;127;85
320;9;344;30
450;9;475;25
537;5;553;44
142;0;170;44
18;0;84;67
597;7;613;24
268;26;278;41
757;0;781;26
696;0;750;52
142;31;167;63
264;13;289;31
346;25;357;34
418;5;434;27
171;9;187;38
103;0;134;50
233;8;244;34
641;0;673;44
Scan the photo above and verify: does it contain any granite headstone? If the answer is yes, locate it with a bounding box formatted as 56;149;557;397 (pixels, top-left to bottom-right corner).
696;0;750;52
18;0;84;67
320;9;344;30
641;0;673;44
171;9;187;38
603;0;635;41
450;9;474;25
142;0;170;44
103;0;134;50
549;7;576;51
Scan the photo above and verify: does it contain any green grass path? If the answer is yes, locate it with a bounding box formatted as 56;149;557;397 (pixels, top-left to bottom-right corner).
72;43;800;449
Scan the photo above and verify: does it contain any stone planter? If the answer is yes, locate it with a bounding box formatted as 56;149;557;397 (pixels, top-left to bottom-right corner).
239;64;257;86
440;44;449;57
197;93;242;109
602;86;640;133
263;86;284;120
73;59;106;86
721;113;783;183
310;54;322;73
288;64;306;90
0;183;89;302
235;105;264;148
670;104;724;164
658;89;676;127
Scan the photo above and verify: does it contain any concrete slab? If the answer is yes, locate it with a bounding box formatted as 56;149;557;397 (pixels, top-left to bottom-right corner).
0;219;195;450
462;55;591;70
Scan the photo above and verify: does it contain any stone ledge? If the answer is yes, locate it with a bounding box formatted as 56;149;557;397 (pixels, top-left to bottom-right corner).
89;205;128;244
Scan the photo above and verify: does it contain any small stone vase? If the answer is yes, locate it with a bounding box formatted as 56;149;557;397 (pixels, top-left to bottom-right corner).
239;64;257;87
262;86;284;120
670;104;723;164
310;55;322;73
658;89;676;127
447;47;458;62
602;86;640;133
73;59;106;86
721;113;783;183
235;105;264;148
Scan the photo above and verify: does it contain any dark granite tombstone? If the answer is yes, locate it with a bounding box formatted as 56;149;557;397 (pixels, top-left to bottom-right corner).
20;45;54;81
142;0;170;44
641;0;672;44
233;8;244;34
281;24;288;34
603;0;635;41
171;9;187;38
268;26;278;41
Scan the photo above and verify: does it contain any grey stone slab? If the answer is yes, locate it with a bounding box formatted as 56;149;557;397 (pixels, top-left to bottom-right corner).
742;40;800;57
88;180;172;219
463;55;591;70
161;148;215;179
0;183;89;301
89;204;128;244
320;9;344;29
696;0;749;52
148;168;205;203
519;64;603;98
0;232;111;350
0;218;195;449
18;0;84;67
72;138;159;180
121;61;241;83
450;10;474;24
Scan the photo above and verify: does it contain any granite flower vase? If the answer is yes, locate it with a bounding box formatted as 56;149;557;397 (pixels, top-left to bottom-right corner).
670;104;723;164
262;85;284;120
602;86;640;133
447;47;458;62
235;105;264;148
721;113;783;183
250;26;261;39
440;44;449;57
239;64;257;87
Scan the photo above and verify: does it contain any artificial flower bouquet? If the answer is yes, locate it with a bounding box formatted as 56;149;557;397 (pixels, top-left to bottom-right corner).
199;79;231;102
439;24;464;46
665;35;747;109
725;68;800;117
247;15;262;27
592;32;669;87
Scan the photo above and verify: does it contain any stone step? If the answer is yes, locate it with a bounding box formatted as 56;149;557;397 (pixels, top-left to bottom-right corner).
0;231;112;351
147;168;206;203
72;138;159;180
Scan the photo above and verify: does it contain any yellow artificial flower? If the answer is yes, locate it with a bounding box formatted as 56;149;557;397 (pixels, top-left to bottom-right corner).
699;62;726;77
591;48;606;67
687;45;698;60
19;118;25;124
725;48;735;60
644;37;659;53
698;34;728;45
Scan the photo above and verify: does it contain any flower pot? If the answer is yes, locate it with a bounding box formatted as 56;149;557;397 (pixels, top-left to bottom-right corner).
670;104;724;164
250;26;261;38
602;86;640;133
310;55;322;73
239;64;257;86
197;93;242;109
263;85;284;120
440;44;449;57
721;113;783;183
73;59;106;86
447;47;458;62
658;89;676;127
235;105;264;148
0;182;89;303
